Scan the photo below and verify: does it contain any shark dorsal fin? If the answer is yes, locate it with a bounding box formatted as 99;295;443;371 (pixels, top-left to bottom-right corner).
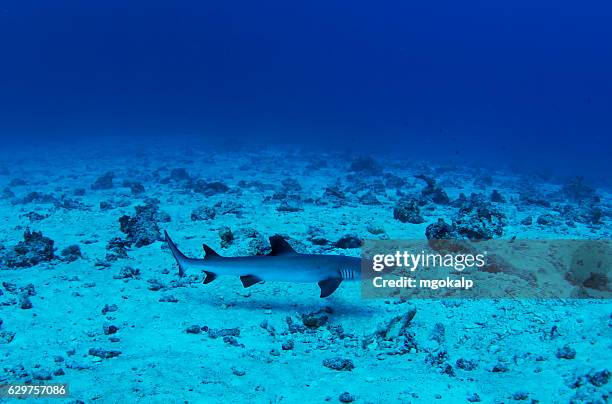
202;244;221;259
268;235;297;255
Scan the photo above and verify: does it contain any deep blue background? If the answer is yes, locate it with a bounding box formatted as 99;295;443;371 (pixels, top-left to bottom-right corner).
0;1;610;181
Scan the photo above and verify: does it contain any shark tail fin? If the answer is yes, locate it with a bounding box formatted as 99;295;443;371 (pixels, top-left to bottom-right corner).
164;231;189;277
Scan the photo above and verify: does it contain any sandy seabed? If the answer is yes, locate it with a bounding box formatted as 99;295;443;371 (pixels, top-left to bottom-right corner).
0;144;610;403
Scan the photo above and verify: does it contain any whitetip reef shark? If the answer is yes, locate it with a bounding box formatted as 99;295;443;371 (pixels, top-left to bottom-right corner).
164;231;361;297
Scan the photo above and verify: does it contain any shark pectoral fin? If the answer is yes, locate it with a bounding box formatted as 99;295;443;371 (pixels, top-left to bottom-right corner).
240;275;264;288
203;271;217;284
318;278;342;298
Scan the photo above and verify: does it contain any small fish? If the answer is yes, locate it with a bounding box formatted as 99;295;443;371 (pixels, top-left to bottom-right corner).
164;231;362;298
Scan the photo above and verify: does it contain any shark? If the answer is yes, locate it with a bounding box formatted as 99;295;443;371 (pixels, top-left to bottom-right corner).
164;231;362;297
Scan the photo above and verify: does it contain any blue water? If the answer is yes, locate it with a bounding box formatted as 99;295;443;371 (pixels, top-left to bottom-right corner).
0;2;611;403
1;0;611;182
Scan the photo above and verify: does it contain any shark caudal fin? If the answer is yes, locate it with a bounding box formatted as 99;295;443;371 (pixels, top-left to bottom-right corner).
164;231;219;284
164;231;189;277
